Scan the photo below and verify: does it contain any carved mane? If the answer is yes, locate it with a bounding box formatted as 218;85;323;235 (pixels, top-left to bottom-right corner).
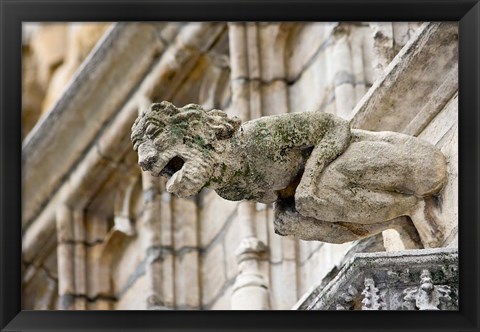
131;101;242;151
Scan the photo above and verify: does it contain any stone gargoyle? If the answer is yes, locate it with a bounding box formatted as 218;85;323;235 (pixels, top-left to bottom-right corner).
131;101;447;246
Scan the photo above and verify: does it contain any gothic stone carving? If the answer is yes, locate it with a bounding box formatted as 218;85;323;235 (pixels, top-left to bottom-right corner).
335;285;358;310
131;101;447;244
295;248;458;310
361;278;386;310
402;269;453;310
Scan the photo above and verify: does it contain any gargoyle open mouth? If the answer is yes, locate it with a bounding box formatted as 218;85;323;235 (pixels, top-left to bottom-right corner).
160;156;185;178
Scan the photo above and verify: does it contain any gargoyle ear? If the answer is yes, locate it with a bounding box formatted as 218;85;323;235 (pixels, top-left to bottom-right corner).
150;101;179;116
207;115;242;140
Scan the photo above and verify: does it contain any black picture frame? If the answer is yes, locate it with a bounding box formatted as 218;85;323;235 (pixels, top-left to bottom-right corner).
1;0;479;331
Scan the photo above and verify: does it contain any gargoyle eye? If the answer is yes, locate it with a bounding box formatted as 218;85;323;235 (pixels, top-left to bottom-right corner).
146;124;158;138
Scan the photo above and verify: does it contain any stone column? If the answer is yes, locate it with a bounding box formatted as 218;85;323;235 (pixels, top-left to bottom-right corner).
158;179;176;308
72;209;87;309
229;22;250;120
172;195;201;309
141;170;167;309
331;25;356;119
228;23;270;309
231;242;269;309
56;205;87;309
56;204;75;310
349;27;367;104
137;97;176;309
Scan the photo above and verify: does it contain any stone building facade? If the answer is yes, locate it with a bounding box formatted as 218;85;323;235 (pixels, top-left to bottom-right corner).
22;22;458;310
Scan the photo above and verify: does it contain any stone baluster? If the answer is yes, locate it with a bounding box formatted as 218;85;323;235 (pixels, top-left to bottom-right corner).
231;202;269;309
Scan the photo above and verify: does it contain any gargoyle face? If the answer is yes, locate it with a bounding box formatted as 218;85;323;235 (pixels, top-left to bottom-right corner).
131;109;214;198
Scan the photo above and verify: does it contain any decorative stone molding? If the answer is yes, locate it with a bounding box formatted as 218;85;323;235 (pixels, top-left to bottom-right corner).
294;248;458;310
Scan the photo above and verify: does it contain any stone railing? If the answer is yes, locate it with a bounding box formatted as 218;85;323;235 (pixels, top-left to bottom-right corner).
294;248;458;310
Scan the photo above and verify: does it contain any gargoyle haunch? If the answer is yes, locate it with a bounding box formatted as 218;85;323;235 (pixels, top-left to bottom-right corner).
131;102;447;244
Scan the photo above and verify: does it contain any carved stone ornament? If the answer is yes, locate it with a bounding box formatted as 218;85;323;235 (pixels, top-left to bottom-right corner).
294;248;458;310
131;101;447;244
361;278;386;310
402;269;453;310
335;285;358;310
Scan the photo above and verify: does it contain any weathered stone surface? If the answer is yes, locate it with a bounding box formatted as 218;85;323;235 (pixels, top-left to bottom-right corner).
209;286;233;310
285;23;336;81
288;49;330;115
201;243;226;306
223;215;243;280
86;244;109;299
41;23;111;114
298;241;353;298
22;23;168;227
22;23;228;312
22;21;458;312
418;95;458;247
115;274;149;310
231;237;269;310
402;269;454;310
199;190;238;247
172;197;198;248
23;22;226;229
174;250;201;308
22;267;58;310
22;38;47;138
30;24;68;87
350;22;458;132
111;237;146;296
132;102;447;246
295;248;458;310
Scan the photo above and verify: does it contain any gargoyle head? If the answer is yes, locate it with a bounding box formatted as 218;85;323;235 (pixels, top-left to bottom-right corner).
131;101;241;198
